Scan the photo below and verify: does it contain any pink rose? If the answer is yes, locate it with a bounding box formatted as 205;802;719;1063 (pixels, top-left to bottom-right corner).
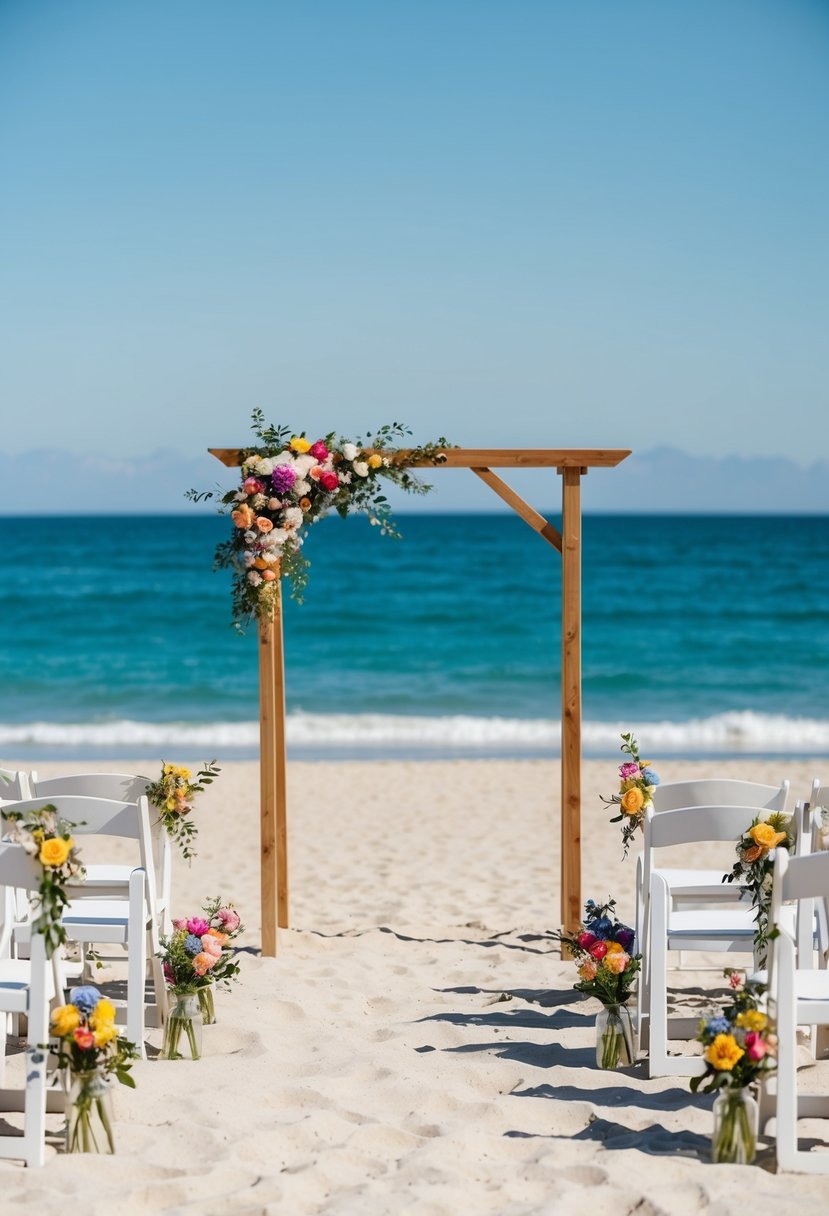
262;569;277;582
309;441;329;461
172;918;188;931
242;477;265;494
186;917;210;936
319;470;339;492
216;908;241;933
745;1031;767;1061
576;931;597;950
201;934;223;958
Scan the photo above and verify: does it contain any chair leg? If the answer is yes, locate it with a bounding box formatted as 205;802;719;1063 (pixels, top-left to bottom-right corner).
23;937;49;1167
126;873;147;1057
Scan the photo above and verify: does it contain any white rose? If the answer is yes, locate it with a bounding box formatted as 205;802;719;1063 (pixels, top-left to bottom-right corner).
342;443;358;461
273;450;294;466
295;479;311;495
294;454;316;475
243;553;256;567
244;530;257;543
353;461;369;477
283;507;303;529
339;471;352;485
255;458;274;476
247;570;263;586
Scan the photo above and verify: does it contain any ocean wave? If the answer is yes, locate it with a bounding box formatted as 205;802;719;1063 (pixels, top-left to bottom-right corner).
0;710;827;754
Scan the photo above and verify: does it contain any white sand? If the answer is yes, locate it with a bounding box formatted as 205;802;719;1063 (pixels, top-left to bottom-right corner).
3;758;829;1213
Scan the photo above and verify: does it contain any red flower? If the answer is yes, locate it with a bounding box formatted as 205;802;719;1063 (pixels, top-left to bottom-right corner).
745;1031;767;1061
576;931;597;950
73;1026;95;1050
590;941;608;960
309;441;329;462
319;470;339;492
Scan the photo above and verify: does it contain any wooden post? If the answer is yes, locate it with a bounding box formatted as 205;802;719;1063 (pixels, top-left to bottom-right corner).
560;467;583;935
272;572;290;930
257;607;279;956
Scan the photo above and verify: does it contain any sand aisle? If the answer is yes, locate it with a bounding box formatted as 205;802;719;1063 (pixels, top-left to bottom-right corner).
3;758;829;1214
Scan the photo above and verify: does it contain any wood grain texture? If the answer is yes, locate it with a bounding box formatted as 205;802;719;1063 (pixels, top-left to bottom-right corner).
470;468;563;551
257;610;279;957
272;575;290;930
560;468;582;940
209;447;631;469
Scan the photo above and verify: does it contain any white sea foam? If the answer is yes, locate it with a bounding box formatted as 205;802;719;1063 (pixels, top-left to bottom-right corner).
0;710;827;755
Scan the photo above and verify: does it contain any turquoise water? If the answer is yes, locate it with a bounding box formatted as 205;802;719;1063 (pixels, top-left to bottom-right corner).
0;513;827;759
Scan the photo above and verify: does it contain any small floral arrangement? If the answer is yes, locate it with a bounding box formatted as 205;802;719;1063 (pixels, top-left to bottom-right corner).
160;902;242;993
556;899;640;1006
50;985;140;1153
145;760;221;860
691;969;777;1095
723;810;796;962
3;804;84;957
600;732;660;857
189;410;451;620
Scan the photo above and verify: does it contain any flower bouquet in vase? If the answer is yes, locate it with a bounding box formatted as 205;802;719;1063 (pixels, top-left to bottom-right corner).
556;899;640;1069
50;986;139;1154
192;897;243;1024
159;903;242;1056
691;971;776;1164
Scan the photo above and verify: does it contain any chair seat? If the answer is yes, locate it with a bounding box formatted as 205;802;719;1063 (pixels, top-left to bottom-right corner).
0;957;56;1012
63;897;149;936
656;866;752;899
753;967;829;1005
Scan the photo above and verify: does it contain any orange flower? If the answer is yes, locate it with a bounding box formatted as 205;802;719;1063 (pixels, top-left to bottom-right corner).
604;941;624;955
255;516;273;533
748;822;787;850
231;505;254;529
620;787;644;817
740;843;764;864
205;928;230;946
299;497;311;511
192;952;218;976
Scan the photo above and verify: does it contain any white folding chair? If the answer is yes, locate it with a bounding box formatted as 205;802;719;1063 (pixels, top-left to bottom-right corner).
643;803;777;1077
766;847;829;1173
29;772;172;935
1;795;167;1057
635;778;789;1055
0;770;32;801
0;842;55;1167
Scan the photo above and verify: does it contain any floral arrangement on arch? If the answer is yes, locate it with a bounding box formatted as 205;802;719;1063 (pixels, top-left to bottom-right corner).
189;410;451;621
3;803;84;957
600;732;660;857
145;760;221;861
723;810;796;962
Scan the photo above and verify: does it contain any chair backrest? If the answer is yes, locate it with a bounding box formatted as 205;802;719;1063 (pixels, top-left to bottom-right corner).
28;772;171;920
0;768;32;801
652;778;789;814
0;795;159;928
0;840;43;894
646;803;773;849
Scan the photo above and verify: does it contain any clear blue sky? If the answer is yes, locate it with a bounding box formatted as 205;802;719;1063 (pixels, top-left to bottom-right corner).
1;0;828;467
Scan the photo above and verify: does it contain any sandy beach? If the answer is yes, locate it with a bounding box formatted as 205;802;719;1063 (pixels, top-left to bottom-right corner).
3;757;829;1214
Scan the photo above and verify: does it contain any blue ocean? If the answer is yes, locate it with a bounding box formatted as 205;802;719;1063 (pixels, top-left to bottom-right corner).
1;513;827;761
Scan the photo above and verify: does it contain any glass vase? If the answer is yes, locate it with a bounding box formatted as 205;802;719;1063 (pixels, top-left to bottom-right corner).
198;984;216;1025
66;1068;116;1154
711;1087;758;1164
595;1003;634;1069
160;990;203;1060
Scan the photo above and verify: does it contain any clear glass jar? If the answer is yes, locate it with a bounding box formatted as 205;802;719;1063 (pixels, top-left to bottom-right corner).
160;990;203;1060
711;1087;758;1164
66;1068;116;1153
198;984;216;1025
595;1003;634;1069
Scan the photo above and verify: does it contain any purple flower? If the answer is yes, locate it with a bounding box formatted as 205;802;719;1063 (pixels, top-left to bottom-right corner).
613;926;635;950
186;917;211;936
271;465;297;494
619;762;639;780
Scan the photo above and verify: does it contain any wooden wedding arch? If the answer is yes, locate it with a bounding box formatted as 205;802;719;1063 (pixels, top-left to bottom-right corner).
210;446;631;956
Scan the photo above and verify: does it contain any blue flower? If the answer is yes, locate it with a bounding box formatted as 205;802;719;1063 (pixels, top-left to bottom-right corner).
642;768;660;786
70;985;102;1014
184;933;203;956
589;916;613;940
705;1016;731;1037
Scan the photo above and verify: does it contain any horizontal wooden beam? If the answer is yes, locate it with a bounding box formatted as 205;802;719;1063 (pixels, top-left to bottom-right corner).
210;447;631;469
471;468;562;551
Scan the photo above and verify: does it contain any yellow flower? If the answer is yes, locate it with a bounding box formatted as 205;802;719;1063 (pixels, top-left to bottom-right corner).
705;1033;744;1071
174;766;191;780
91;998;117;1027
748;822;787;850
290;436;311;453
93;1023;118;1048
163;763;174;775
367;453;383;469
51;1004;81;1036
735;1010;767;1032
620;787;645;817
604;941;624;954
39;836;71;868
